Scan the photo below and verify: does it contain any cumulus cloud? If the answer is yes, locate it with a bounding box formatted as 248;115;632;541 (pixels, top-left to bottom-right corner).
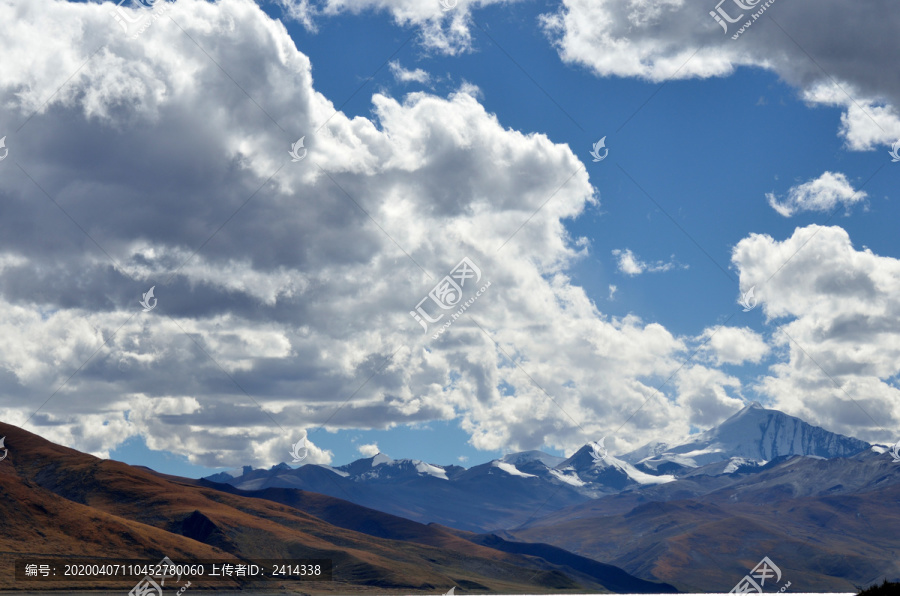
803;83;900;151
614;249;644;276
389;60;430;84
766;172;866;217
732;225;900;442
3;0;894;472
612;249;684;276
539;0;900;151
0;0;717;468
358;442;380;457
699;326;770;366
674;365;746;427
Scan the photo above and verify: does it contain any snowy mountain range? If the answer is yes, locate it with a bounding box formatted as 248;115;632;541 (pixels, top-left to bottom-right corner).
205;402;874;531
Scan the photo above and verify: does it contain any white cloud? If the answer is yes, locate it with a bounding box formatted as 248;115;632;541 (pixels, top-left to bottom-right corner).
766;172;866;217
358;442;380;457
389;60;430;84
699;326;770;366
612;249;684;276
608;284;617;300
539;0;900;152
540;0;735;82
674;365;746;427
803;83;900;151
0;0;714;468
4;0;895;475
613;249;644;275
732;225;900;443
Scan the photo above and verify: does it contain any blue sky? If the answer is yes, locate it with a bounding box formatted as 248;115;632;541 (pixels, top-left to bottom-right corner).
3;0;899;478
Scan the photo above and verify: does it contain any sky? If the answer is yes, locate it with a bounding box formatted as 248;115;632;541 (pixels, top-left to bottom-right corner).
0;0;898;479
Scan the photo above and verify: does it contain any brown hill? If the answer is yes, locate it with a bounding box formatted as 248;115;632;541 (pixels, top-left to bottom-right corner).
188;479;677;593
0;421;608;593
511;462;900;592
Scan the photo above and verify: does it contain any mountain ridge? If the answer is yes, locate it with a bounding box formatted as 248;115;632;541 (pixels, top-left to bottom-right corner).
205;403;872;531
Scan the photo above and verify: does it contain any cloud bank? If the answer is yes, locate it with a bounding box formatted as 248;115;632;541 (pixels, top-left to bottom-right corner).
0;0;897;472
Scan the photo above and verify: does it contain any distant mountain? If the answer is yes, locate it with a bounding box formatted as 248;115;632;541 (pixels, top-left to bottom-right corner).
205;454;465;486
206;403;872;532
206;453;591;532
622;402;870;473
0;420;659;594
204;446;678;530
550;444;677;495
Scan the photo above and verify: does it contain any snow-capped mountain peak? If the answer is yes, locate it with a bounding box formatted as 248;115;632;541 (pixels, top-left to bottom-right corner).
337;454;451;482
551;444;675;495
625;402;870;473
